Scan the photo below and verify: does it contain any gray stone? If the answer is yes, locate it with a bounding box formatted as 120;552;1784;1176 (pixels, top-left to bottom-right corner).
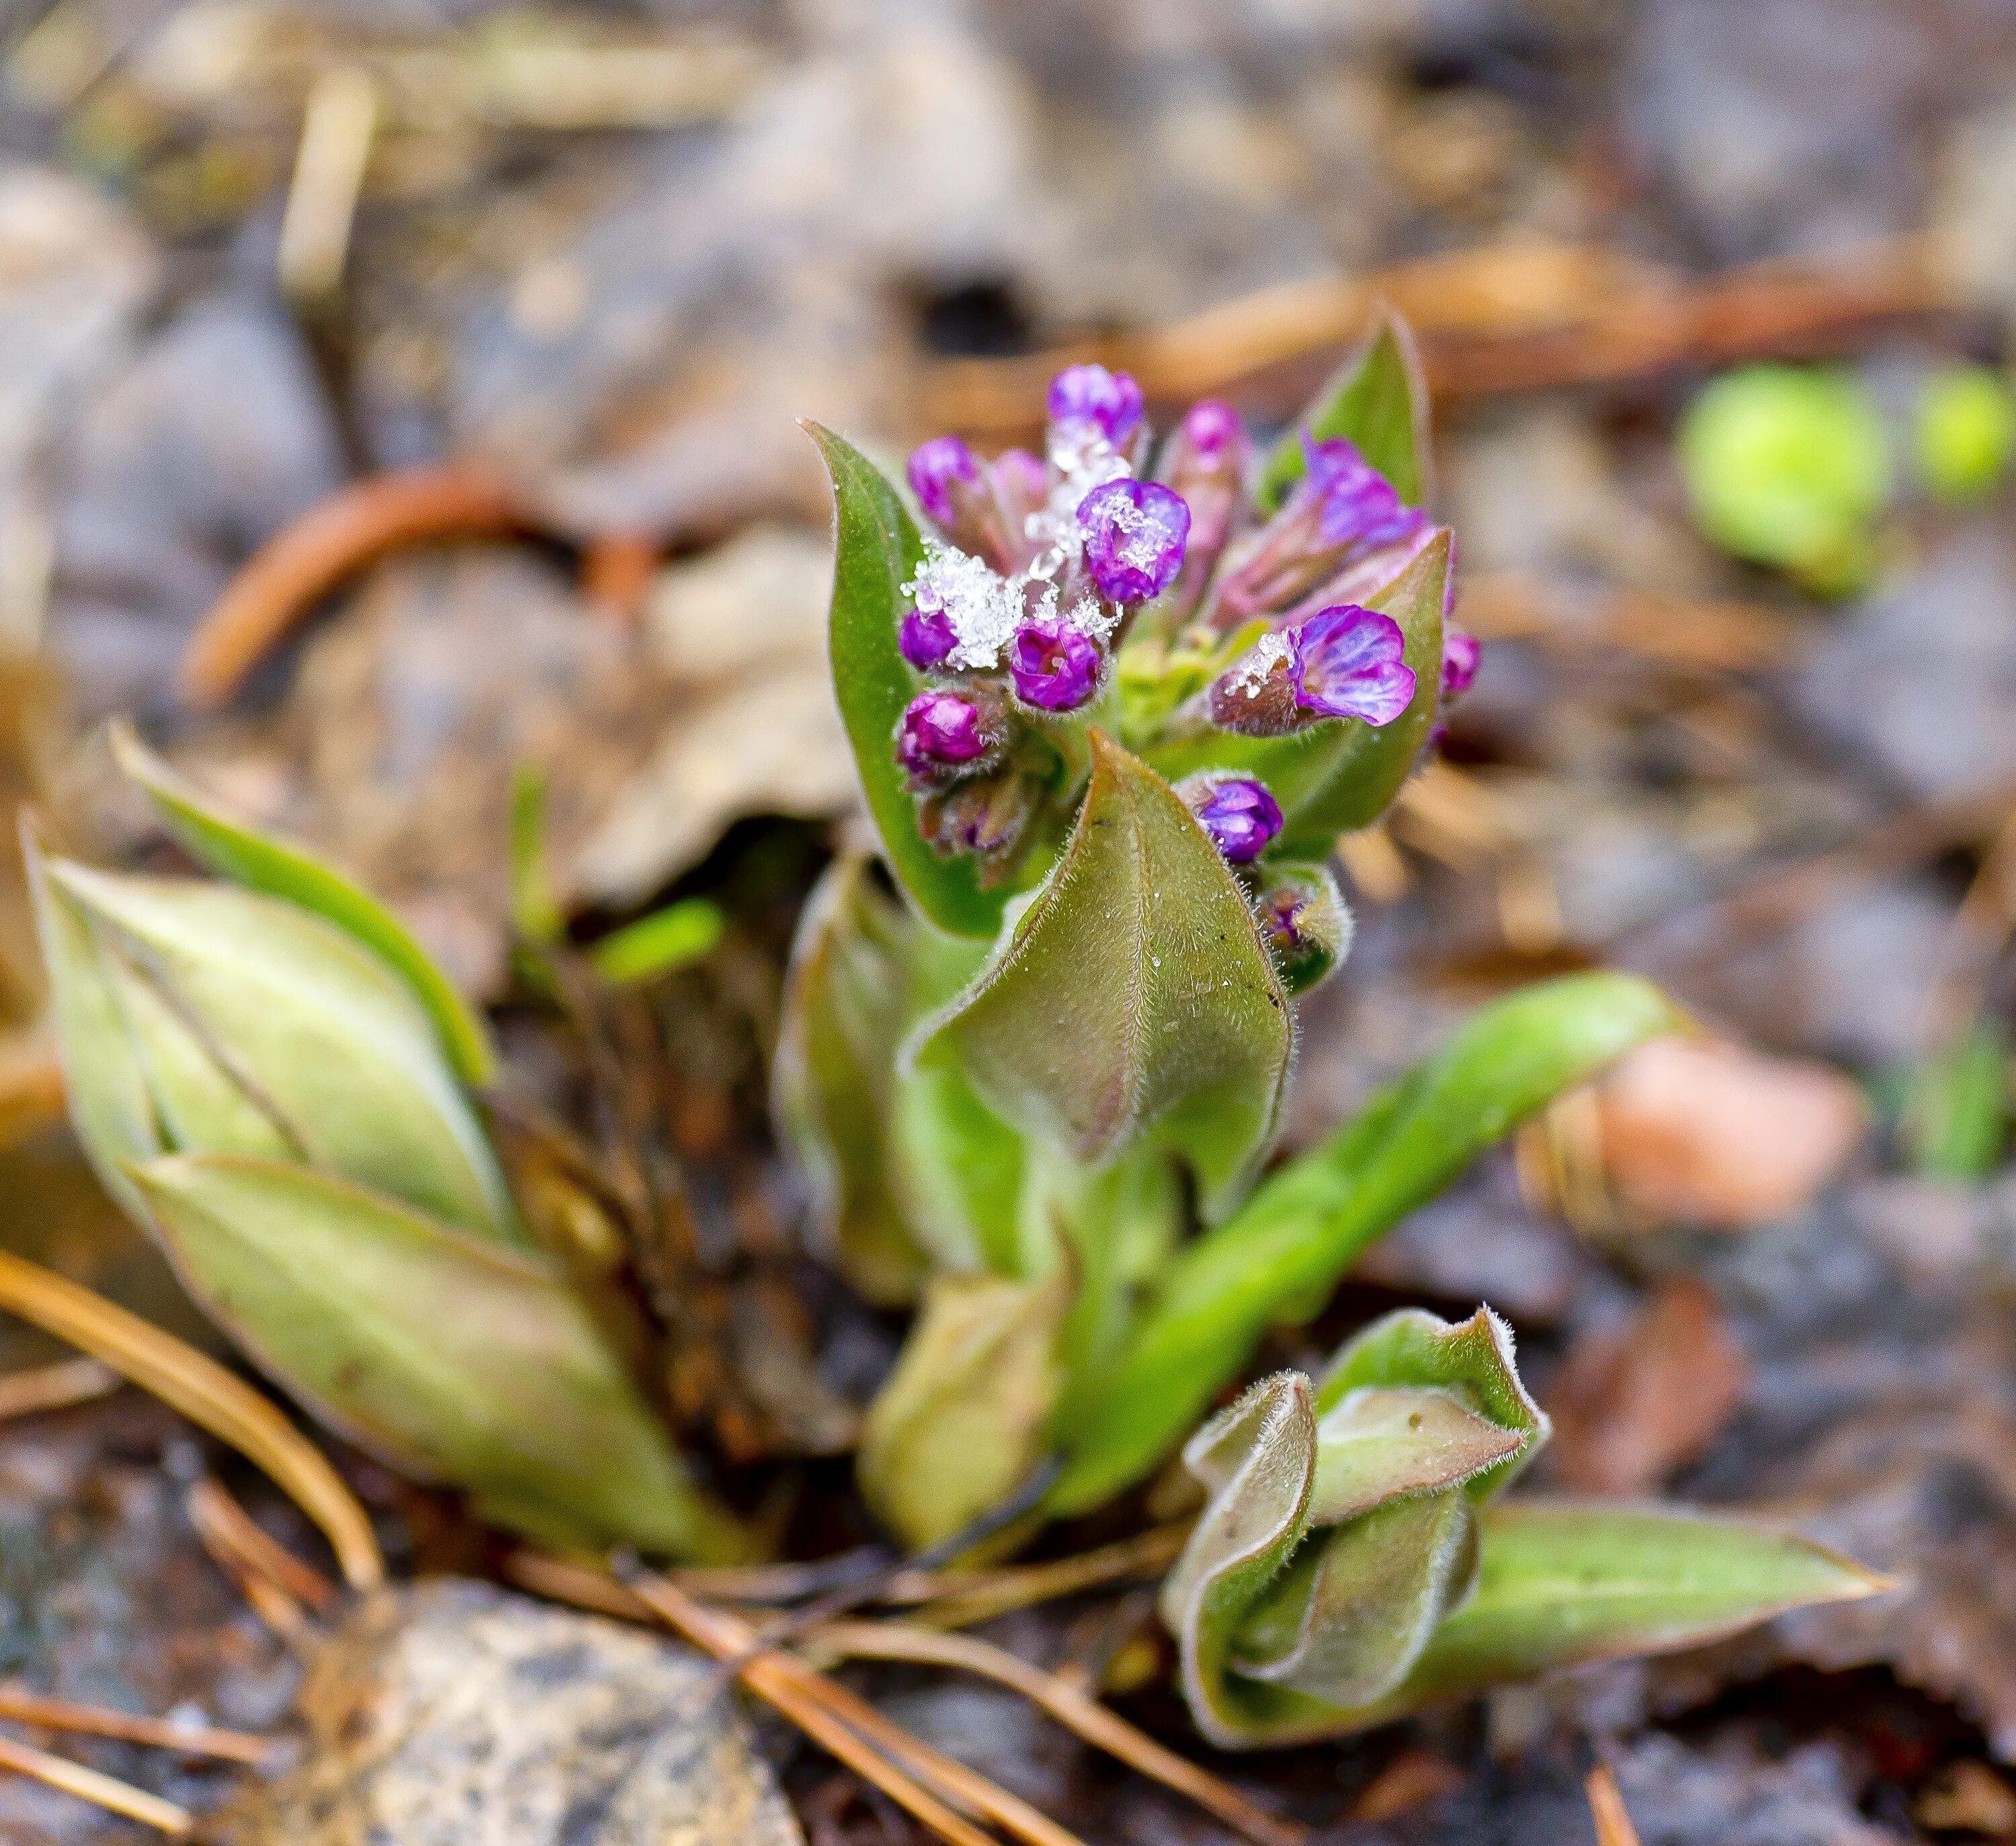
219;1579;804;1846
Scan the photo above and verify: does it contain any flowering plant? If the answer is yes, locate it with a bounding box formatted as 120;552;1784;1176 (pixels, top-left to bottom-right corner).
788;313;1880;1738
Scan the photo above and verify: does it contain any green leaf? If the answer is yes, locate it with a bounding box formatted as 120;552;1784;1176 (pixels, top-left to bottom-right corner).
1365;1501;1890;1720
773;856;935;1305
1158;1339;1540;1747
110;722;497;1088
25;826;164;1223
857;1269;1069;1552
1050;972;1683;1514
1915;364;2016;505
888;1034;1026;1277
1141;532;1449;849
1255;307;1431;513
590;898;725;984
38;855;523;1248
507;763;563;947
1316;1305;1546;1502
1904;1017;2009;1182
806;423;1007;939
916;731;1293;1218
128;1153;752;1562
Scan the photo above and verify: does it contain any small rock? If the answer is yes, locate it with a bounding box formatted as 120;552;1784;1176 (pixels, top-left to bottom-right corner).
217;1579;803;1846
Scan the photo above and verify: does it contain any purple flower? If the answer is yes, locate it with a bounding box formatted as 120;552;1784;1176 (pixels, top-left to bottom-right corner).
1009;616;1102;711
907;436;982;530
897;691;993;776
899;603;958;671
1302;437;1425;552
1441;627;1480;700
992;447;1048;504
1288;604;1416;726
1187;778;1284;864
1047;364;1143;445
1077;478;1190;603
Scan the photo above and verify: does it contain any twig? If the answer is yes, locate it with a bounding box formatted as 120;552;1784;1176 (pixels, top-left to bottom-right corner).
177;467;531;710
1585;1764;1643;1846
0;1732;190;1835
0;1685;271;1765
581;532;661;624
922;237;1953;436
187;1477;341;1615
809;1618;1305;1846
1459;573;1806;674
0;1355;120;1422
0;1250;382;1591
277;66;378;303
894;1521;1192;1630
622;1564;1092;1846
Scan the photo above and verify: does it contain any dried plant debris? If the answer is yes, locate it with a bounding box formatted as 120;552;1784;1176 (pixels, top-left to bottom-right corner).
212;1579;804;1846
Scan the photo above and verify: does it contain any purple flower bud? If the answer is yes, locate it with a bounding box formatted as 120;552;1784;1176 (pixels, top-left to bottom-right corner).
1255;867;1352;994
1077;478;1190;603
897;691;995;780
993;446;1048;505
1047;364;1143;444
1289;603;1416;725
899;603;959;671
907;436;982;530
1181;398;1247;458
1008;615;1103;711
1302;436;1425;552
1441;626;1481;700
1184;777;1284;864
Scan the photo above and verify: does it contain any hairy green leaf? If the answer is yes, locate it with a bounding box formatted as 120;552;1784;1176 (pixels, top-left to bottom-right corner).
857;1269;1069;1551
1050;972;1683;1513
111;722;497;1087
1365;1502;1890;1720
917;731;1292;1218
128;1154;751;1562
806;423;1006;939
1255;307;1431;512
1161;1316;1548;1747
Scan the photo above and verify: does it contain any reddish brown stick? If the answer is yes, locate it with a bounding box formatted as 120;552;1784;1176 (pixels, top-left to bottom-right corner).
177;466;530;710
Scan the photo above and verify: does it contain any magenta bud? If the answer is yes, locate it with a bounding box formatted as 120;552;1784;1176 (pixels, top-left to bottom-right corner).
1255;867;1351;994
899;603;959;671
1077;478;1190;603
1009;615;1103;712
1441;627;1481;700
1180;399;1247;458
896;690;997;782
1046;364;1144;444
907;436;982;530
1183;775;1284;864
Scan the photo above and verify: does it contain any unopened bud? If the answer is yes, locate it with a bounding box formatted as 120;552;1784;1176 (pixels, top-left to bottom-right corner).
1008;614;1104;712
1077;478;1191;605
1179;774;1284;865
896;689;1005;784
1255;866;1353;994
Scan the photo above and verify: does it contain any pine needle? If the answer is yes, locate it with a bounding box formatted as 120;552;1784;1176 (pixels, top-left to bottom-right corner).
0;1732;191;1835
810;1618;1305;1846
1586;1765;1644;1846
0;1251;382;1591
0;1685;270;1765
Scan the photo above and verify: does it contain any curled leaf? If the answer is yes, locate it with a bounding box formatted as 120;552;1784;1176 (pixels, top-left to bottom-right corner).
917;731;1292;1218
1161;1308;1548;1747
857;1269;1069;1552
128;1153;750;1562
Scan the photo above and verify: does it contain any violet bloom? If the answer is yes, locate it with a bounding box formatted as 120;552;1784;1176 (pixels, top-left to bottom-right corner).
1047;364;1144;446
907;436;982;529
1208;603;1415;737
1289;604;1416;724
1441;627;1481;700
899;603;958;671
1302;437;1424;552
1077;478;1190;603
1009;615;1103;712
1187;778;1284;865
897;691;993;778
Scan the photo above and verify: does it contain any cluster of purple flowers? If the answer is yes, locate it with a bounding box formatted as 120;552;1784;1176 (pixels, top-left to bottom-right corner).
893;364;1480;876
